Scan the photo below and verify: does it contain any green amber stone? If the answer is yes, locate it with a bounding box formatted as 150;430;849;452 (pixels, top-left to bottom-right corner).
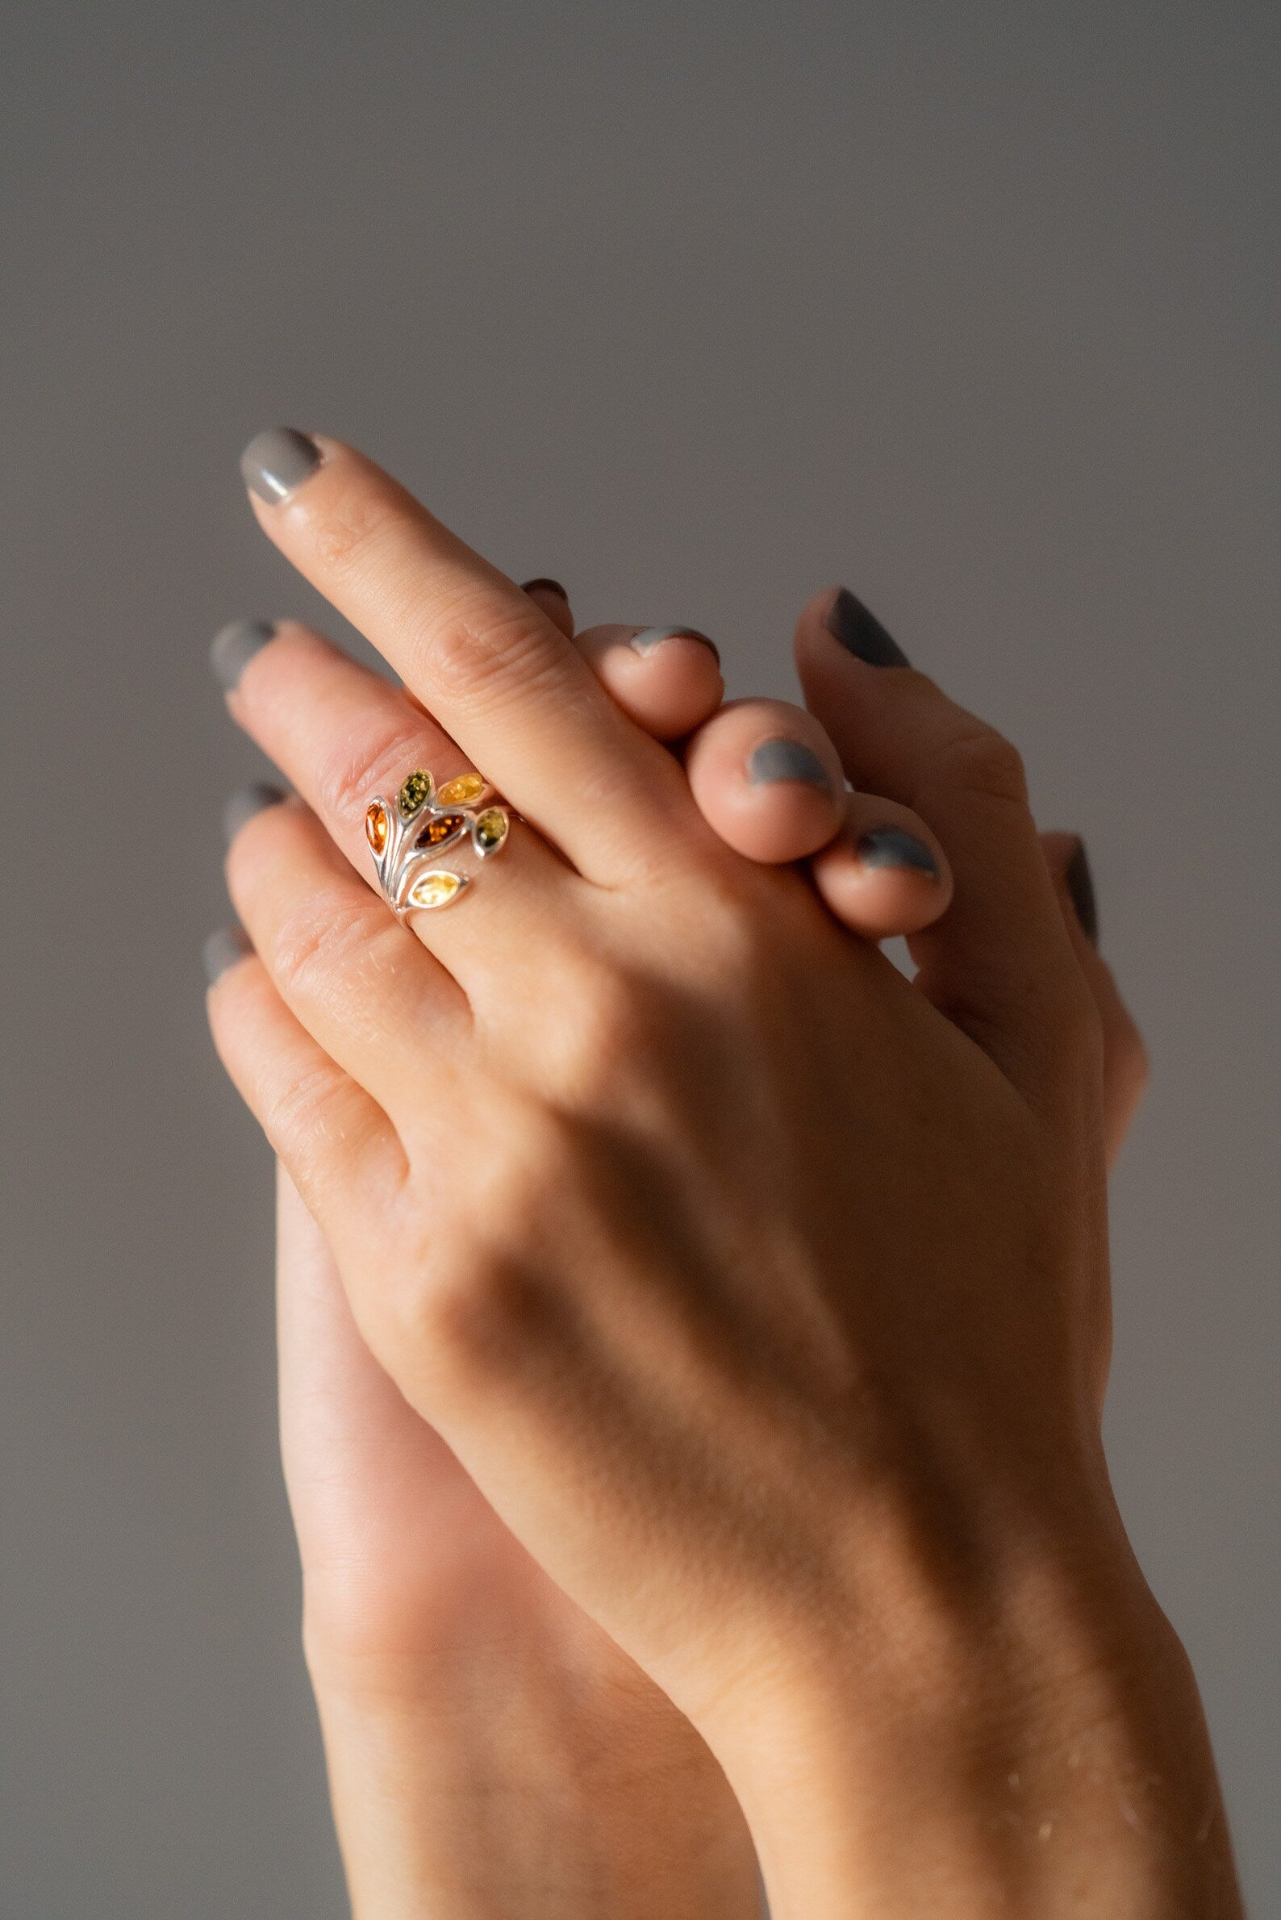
474;807;508;853
397;768;434;817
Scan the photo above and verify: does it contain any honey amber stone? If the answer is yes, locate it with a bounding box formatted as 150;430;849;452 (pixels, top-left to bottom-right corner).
437;772;485;807
365;802;389;854
398;769;434;817
474;806;508;853
407;870;463;910
414;811;465;849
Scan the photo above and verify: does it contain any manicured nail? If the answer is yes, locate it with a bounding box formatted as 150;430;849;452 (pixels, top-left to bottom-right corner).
520;577;569;600
630;625;720;664
1064;837;1099;944
825;588;910;668
203;925;253;986
223;782;288;845
240;427;322;504
210;617;276;692
748;739;832;790
856;827;939;879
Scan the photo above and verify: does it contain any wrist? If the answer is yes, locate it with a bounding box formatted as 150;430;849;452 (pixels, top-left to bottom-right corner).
706;1524;1240;1919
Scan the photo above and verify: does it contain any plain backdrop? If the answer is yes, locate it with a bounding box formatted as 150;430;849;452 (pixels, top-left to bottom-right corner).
1;3;1277;1913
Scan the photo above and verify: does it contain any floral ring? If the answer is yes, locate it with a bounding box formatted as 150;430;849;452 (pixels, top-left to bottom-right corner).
365;768;511;915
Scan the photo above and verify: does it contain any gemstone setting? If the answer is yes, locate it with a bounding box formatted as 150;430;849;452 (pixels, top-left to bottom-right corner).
415;811;466;849
365;802;389;854
473;807;509;855
437;772;486;807
397;769;435;818
407;870;464;910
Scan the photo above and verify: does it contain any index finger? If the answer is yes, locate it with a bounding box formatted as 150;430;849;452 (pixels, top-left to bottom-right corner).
239;429;688;882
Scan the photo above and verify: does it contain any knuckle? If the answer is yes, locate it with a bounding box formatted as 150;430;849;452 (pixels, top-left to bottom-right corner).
933;725;1029;808
263;1056;347;1151
271;890;372;1006
310;486;401;580
421;594;570;714
318;716;431;829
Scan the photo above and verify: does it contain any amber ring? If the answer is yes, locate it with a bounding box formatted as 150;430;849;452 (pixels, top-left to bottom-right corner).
365;768;510;915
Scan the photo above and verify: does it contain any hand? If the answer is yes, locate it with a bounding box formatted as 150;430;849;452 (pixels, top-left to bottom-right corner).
209;430;1237;1917
264;573;1145;1917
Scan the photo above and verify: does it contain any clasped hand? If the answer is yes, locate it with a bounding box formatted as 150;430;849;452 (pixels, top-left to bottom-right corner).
206;430;1236;1919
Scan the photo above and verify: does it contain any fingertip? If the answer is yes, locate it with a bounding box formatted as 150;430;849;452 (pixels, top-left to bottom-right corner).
685;701;845;862
576;624;724;741
810;802;952;940
521;577;575;639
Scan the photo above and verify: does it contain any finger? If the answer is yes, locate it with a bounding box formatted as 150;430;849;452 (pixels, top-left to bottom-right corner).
237;430;689;880
224;790;470;1117
574;623;725;742
519;576;575;640
204;928;402;1235
214;620;590;991
809;794;953;939
796;587;1093;1096
1041;833;1149;1164
277;1165;469;1651
682;699;845;862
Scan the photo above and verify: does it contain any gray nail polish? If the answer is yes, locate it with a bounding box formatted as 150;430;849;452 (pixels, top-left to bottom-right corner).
520;577;569;600
223;782;287;845
825;588;910;668
240;427;321;504
856;827;939;878
630;625;720;663
210;617;276;691
747;739;832;789
203;925;253;986
1064;837;1099;944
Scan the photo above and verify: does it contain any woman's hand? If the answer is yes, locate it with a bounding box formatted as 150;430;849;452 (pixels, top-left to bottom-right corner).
261;573;1149;1920
209;430;1238;1918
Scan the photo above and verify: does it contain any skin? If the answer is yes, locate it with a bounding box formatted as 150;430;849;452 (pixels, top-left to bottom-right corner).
210;434;1239;1918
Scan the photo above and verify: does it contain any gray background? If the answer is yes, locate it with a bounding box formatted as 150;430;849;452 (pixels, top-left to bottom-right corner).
1;2;1276;1912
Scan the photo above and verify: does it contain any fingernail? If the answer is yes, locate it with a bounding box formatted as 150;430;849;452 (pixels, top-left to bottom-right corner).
520;577;570;600
203;925;253;986
240;427;322;504
210;617;276;691
825;588;910;668
1065;837;1099;944
856;827;939;879
630;625;720;664
224;782;287;845
748;739;833;790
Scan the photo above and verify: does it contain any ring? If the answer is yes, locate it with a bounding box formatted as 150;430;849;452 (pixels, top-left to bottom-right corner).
365;768;510;914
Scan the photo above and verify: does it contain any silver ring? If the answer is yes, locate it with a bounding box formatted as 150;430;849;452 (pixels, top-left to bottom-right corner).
366;768;510;914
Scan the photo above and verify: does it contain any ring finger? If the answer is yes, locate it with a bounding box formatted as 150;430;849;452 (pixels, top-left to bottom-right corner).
215;617;590;996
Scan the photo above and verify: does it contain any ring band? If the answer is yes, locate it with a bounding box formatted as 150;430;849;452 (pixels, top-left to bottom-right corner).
366;768;510;914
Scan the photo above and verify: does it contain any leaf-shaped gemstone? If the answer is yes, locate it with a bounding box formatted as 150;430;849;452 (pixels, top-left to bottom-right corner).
365;802;389;854
437;772;486;807
473;806;509;855
407;871;464;910
414;811;466;849
397;769;435;818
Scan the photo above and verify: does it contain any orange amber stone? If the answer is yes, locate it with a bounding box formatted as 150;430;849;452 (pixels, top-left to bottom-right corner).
414;811;465;848
365;802;389;854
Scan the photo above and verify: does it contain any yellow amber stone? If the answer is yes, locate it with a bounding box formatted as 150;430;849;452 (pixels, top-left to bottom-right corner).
365;802;389;854
437;772;486;807
474;806;508;853
398;769;434;817
407;870;464;910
